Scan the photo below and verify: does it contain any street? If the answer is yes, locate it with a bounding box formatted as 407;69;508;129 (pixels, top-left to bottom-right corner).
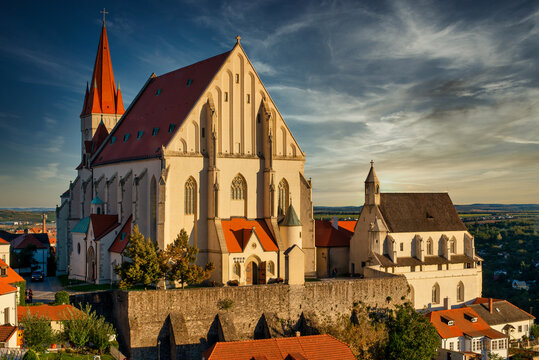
24;275;63;303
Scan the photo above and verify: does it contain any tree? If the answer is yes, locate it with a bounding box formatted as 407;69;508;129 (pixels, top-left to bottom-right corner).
158;229;215;288
22;349;39;360
53;291;69;305
62;305;91;350
384;303;440;360
114;225;161;289
89;311;115;352
62;304;115;352
19;313;56;352
531;324;539;339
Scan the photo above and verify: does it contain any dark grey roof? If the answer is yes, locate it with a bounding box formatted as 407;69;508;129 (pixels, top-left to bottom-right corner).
379;193;467;232
280;205;301;227
467;301;535;326
372;253;476;267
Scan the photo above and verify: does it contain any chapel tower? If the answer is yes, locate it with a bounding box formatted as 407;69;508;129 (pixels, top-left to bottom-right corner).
79;19;124;163
365;160;380;206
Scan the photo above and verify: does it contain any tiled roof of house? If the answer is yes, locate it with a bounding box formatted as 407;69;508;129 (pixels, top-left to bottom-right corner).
203;335;355;360
11;234;47;250
0;259;25;285
109;215;132;254
426;308;506;340
465;299;535;325
0;325;17;343
18;305;85;322
315;220;355;248
0;237;9;245
90;214;119;240
221;218;278;253
92;50;231;166
0;282;17;296
379;193;467;232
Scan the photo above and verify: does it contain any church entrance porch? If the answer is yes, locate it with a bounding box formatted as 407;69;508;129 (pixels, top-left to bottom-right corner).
246;260;267;285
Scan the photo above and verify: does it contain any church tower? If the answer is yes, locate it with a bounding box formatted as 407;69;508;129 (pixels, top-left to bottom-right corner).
79;19;124;162
365;160;380;206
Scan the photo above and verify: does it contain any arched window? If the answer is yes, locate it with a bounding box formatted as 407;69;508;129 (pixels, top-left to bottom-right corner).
233;263;241;278
184;177;196;215
150;176;157;242
426;238;433;255
231;175;246;200
77;242;81;255
278;179;289;216
457;281;464;302
432;283;440;304
449;239;456;254
268;261;275;275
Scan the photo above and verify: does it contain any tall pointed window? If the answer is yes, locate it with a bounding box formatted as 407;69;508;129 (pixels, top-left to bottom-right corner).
278;179;289;215
449;239;456;254
231;175;246;200
457;281;464;302
426;238;433;255
185;177;197;215
150;177;157;242
432;283;440;304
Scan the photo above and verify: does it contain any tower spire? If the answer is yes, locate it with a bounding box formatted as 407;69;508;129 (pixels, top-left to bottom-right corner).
365;161;380;206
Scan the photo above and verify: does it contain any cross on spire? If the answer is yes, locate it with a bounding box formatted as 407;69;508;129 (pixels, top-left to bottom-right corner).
100;8;109;23
370;160;374;168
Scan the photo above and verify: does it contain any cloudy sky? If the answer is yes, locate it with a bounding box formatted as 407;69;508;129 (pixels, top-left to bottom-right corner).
1;0;538;207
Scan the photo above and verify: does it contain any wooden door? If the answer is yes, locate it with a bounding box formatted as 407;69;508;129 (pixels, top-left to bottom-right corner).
246;262;253;285
259;261;267;284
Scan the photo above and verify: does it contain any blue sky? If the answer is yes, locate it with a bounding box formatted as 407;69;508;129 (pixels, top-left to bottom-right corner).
1;0;538;207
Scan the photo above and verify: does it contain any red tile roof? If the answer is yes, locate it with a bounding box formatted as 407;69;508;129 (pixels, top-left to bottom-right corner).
109;215;132;254
90;214;119;240
0;282;17;296
0;259;25;285
426;308;506;340
11;234;47;250
92;50;231;165
0;325;17;343
315;220;355;248
0;237;9;245
221;218;278;253
203;335;355;360
18;305;85;322
81;22;124;117
472;297;503;304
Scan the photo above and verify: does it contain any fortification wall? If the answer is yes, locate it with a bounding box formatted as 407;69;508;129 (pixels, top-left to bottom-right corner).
72;276;409;360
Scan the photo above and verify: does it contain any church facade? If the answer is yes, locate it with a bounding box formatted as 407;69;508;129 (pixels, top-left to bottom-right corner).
56;22;315;286
349;163;483;310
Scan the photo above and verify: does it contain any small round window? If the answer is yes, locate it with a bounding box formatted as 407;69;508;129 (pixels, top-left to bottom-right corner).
77;243;81;255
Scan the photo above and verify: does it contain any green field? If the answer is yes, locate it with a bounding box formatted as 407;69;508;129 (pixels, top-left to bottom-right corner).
0;209;56;223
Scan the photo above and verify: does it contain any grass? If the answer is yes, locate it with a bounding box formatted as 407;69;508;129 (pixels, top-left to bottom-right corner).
58;275;84;287
458;213;491;218
39;353;115;359
66;283;117;292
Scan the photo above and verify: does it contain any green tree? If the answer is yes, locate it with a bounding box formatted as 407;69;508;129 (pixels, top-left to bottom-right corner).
158;229;215;288
384;303;440;360
62;304;116;352
531;324;539;339
62;305;91;350
53;291;69;305
22;349;39;360
114;225;161;289
89;311;115;352
19;313;56;352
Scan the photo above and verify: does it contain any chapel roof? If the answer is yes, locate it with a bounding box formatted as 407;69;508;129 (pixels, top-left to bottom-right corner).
89;214;119;240
203;334;355;360
379;193;467;233
92;50;231;165
279;205;301;227
427;308;506;340
109;215;132;254
315;220;355;248
221;218;278;253
372;253;476;268
465;299;535;325
72;216;90;234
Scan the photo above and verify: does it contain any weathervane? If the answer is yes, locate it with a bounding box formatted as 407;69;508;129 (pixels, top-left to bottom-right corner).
100;8;109;23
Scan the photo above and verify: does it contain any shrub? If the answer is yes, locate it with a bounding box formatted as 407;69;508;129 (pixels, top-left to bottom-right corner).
217;299;234;311
54;291;70;305
19;313;56;352
22;349;39;360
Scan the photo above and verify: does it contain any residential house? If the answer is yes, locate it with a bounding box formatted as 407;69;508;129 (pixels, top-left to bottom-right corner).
315;219;355;278
0;256;25;348
18;304;85;332
512;280;529;291
202;334;355;360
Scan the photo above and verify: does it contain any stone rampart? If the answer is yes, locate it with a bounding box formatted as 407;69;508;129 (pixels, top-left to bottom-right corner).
71;276;409;360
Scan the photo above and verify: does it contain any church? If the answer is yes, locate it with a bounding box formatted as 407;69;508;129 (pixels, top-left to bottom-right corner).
56;20;315;286
349;162;483;310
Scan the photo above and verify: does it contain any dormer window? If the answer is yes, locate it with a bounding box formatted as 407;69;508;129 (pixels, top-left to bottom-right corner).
123;134;130;142
110;136;116;144
155;89;162;96
441;316;454;326
137;131;144;139
464;313;478;323
186;79;193;87
0;268;6;277
152;128;159;136
168;124;176;133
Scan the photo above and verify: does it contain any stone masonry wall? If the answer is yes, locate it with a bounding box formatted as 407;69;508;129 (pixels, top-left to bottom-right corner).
72;276;409;360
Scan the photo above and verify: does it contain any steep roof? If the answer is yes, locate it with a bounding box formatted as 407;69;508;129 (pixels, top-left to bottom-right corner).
89;214;119;240
221;218;278;253
0;237;9;245
426;308;506;340
11;234;47;250
372;253;476;267
18;305;85;322
280;205;301;227
109;215;132;254
81;22;124;116
0;325;17;343
72;216;90;234
203;335;355;360
315;220;355;248
379;193;467;232
93;50;231;166
0;231;19;242
84;121;109;157
0;259;25;285
91;196;104;205
466;299;535;326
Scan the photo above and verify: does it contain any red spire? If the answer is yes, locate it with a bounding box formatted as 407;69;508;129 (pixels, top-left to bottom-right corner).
116;82;125;114
82;21;124;117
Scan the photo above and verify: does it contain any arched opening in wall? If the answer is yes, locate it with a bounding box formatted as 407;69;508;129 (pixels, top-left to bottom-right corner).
233;262;241;280
87;246;96;283
246;261;259;285
376;185;380;194
432;282;440;305
184;177;197;215
191;122;199;153
230;174;247;217
449;239;456;254
457;281;464;302
267;261;275;276
278;178;289;216
150;176;157;243
290;144;297;157
280;127;286;156
179;138;187;153
426;238;433;255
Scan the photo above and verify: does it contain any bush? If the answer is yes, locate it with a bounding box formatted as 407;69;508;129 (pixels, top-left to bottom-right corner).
22;349;39;360
19;313;56;352
54;291;70;305
217;299;234;311
62;304;116;352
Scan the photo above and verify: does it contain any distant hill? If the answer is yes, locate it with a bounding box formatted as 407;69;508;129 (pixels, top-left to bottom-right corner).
314;204;539;215
0;210;56;223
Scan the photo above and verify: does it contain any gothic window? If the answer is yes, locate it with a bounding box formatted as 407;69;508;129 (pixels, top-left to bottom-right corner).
268;261;275;275
150;176;157;242
278;179;289;215
233;263;241;278
457;281;464;302
449;239;456;254
400;243;404;252
376;185;380;194
184;177;197;215
432;283;440;304
231;175;246;200
426;238;433;255
77;243;81;255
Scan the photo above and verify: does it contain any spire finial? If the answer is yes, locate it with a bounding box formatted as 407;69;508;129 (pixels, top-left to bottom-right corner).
370;160;374;168
100;8;109;24
236;35;241;44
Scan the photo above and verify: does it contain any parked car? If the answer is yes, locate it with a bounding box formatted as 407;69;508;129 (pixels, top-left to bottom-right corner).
31;270;44;281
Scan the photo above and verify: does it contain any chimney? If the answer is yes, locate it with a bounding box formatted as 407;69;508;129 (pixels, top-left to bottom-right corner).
295;331;301;337
42;213;47;233
331;216;339;229
489;298;493;314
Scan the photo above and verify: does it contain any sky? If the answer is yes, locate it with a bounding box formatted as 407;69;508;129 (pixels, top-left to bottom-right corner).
0;0;538;208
